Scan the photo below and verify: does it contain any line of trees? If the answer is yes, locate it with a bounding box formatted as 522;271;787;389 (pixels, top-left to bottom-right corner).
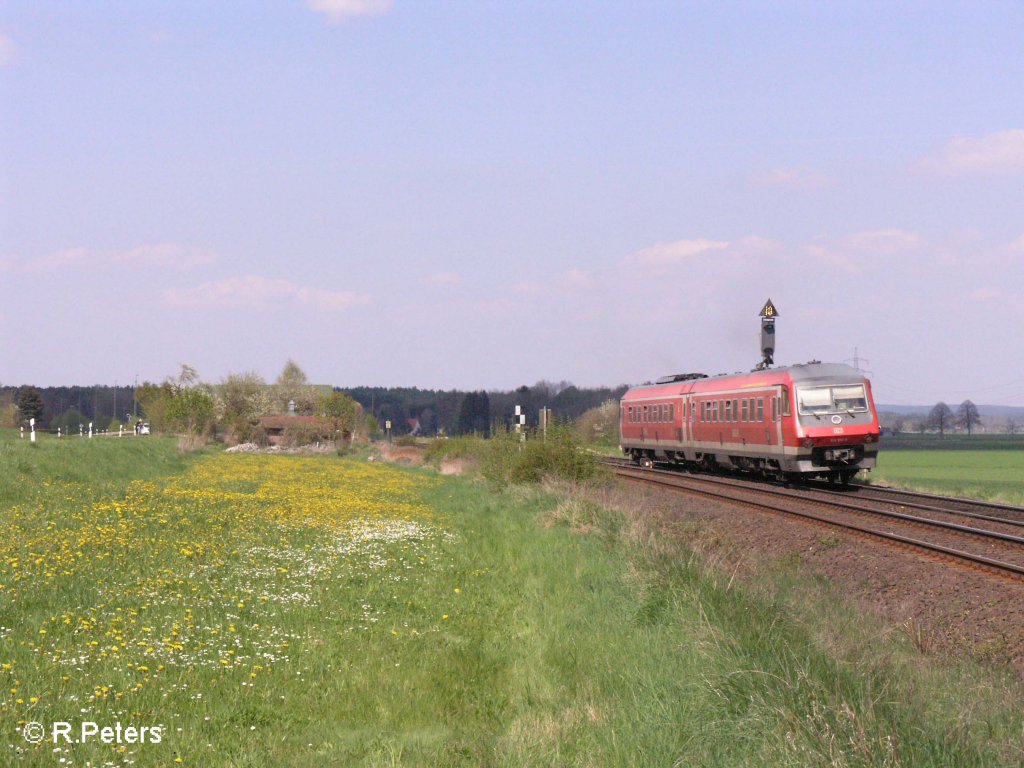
882;399;998;435
340;381;629;437
2;370;629;441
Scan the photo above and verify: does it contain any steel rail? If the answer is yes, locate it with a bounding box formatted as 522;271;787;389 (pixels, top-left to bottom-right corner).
801;484;1024;529
848;482;1024;515
611;464;1024;581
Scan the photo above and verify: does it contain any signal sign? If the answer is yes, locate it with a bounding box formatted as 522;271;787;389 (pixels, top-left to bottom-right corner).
759;298;778;318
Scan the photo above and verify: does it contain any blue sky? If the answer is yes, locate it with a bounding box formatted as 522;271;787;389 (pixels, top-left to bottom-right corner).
2;1;1023;405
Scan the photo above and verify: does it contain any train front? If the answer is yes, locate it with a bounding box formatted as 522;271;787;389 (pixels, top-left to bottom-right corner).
786;366;881;482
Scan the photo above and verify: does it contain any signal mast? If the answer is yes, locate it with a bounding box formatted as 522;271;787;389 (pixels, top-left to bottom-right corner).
756;298;778;370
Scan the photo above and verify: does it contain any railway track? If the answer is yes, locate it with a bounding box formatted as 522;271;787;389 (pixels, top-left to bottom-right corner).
817;482;1024;525
604;459;1024;582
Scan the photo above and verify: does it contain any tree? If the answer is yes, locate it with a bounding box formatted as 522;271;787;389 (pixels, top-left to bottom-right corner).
956;400;981;435
1006;418;1019;435
136;365;215;436
15;386;45;425
218;371;273;441
928;402;953;436
0;390;17;428
136;381;172;430
575;400;620;446
52;408;85;435
318;391;360;441
456;391;491;436
165;387;216;436
275;359;316;414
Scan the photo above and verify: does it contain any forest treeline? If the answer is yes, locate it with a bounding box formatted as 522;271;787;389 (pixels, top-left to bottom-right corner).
1;377;628;437
340;381;628;436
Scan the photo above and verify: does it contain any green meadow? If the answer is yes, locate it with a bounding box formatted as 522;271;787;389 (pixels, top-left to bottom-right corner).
869;448;1024;505
1;432;1022;766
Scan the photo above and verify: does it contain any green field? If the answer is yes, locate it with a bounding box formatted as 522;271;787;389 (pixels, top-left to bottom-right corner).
870;449;1024;505
1;433;1022;766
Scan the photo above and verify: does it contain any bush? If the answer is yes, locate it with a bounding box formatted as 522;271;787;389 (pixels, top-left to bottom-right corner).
281;423;326;447
482;426;598;489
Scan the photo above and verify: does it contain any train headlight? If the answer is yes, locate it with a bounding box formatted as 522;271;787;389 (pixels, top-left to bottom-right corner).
801;437;813;448
864;433;878;443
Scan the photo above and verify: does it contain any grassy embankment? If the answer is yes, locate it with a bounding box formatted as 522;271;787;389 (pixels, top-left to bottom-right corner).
1;431;1022;766
870;434;1024;504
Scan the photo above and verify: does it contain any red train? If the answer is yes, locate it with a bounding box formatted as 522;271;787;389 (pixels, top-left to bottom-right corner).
619;362;880;483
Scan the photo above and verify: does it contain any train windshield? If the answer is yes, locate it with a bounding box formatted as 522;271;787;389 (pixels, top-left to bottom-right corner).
797;385;868;415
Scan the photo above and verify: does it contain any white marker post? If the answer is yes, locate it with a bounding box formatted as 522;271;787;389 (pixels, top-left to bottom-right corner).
30;417;36;442
89;422;93;439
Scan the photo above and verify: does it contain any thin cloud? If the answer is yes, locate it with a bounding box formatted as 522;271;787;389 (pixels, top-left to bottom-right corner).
845;229;921;254
800;229;922;274
305;0;393;23
0;33;16;66
922;129;1024;174
967;287;1005;302
1008;234;1024;253
751;167;834;189
425;271;461;287
0;243;219;274
560;268;593;289
626;238;730;267
166;275;372;311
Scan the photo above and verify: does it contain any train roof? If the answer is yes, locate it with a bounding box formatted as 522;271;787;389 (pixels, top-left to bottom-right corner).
622;362;866;399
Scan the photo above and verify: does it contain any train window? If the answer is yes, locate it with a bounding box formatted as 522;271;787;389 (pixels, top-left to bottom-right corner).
797;387;833;414
733;400;739;422
724;401;732;422
757;398;764;421
741;400;748;422
780;387;791;416
669;403;675;422
833;385;868;411
662;404;668;422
